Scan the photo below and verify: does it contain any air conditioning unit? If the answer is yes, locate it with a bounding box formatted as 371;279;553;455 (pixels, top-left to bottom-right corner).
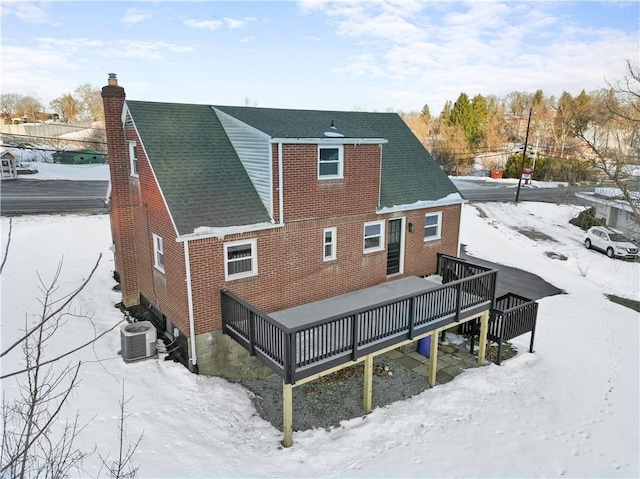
120;321;157;362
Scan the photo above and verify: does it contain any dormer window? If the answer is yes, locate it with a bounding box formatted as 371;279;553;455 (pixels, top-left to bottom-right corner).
318;145;343;179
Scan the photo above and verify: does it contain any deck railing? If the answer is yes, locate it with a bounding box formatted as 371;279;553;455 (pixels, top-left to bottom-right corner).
460;292;538;365
221;255;497;384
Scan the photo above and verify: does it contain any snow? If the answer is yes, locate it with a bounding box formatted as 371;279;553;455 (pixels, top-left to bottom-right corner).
1;202;638;478
188;222;282;241
376;192;464;214
14;161;110;181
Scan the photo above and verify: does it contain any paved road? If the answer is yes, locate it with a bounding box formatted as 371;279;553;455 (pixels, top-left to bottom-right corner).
0;175;595;216
452;179;594;205
461;246;563;301
0;179;109;215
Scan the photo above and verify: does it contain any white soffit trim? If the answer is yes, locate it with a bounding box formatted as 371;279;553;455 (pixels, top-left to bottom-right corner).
270;138;388;145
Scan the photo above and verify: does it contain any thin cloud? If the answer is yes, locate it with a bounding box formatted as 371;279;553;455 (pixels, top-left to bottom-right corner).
106;40;194;61
185;16;256;31
26;37;193;64
184;19;223;31
2;1;49;23
122;8;153;24
224;17;257;29
310;0;639;111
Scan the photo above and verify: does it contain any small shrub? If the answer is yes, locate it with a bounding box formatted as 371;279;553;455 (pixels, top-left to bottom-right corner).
569;207;605;230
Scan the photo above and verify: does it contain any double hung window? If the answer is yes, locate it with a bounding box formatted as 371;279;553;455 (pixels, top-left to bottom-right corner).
363;221;385;253
224;239;257;280
424;212;442;241
318;146;343;179
129;141;139;176
153;234;165;273
323;227;337;261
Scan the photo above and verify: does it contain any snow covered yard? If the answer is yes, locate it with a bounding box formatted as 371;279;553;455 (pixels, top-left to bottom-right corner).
13;161;110;181
1;202;638;478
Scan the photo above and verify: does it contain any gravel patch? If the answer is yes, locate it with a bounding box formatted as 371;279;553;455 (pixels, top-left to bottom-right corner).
234;355;427;432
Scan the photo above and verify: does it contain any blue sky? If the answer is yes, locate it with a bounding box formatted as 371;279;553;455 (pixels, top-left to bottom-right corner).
2;1;638;114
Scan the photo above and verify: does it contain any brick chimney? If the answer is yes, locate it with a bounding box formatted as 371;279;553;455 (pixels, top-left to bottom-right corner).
102;74;139;306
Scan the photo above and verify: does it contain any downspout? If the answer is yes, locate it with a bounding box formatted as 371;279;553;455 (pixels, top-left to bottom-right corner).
377;143;383;210
278;142;284;223
184;239;198;373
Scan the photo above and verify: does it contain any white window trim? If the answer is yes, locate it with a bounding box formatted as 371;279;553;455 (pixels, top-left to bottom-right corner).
363;220;385;253
323;227;337;262
424;211;442;242
152;233;165;273
128;141;139;177
318;145;344;180
224;238;258;281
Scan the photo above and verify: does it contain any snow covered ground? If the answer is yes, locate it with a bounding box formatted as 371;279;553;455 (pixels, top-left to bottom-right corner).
15;161;110;181
1;202;638;478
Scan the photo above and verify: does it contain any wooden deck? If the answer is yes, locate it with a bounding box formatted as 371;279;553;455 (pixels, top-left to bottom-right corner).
220;254;544;447
221;254;497;384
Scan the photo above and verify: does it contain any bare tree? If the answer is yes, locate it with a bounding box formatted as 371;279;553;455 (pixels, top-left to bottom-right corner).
49;93;82;123
400;110;429;147
574;61;640;227
1;93;23;120
15;95;44;122
1;223;140;477
75;84;104;123
1;261;96;478
98;384;142;479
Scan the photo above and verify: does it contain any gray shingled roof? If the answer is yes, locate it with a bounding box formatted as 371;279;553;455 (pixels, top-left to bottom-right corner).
125;101;270;235
125;101;458;235
215;105;458;208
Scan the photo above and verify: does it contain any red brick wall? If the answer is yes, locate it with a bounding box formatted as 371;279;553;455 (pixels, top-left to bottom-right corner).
188;203;460;335
103;80;189;333
276;143;382;221
104;86;460;349
123;128;190;335
102;82;139;306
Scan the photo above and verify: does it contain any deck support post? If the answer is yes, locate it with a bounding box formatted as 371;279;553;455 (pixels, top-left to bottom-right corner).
363;354;373;413
282;382;293;448
477;310;489;364
428;332;439;387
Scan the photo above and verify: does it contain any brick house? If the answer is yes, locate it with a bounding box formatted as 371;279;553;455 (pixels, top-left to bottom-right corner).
102;74;465;378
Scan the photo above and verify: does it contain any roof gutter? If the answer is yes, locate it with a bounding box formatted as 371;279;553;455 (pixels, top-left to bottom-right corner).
269;138;387;145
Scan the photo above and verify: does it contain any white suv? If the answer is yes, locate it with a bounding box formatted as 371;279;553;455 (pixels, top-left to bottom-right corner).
584;226;639;259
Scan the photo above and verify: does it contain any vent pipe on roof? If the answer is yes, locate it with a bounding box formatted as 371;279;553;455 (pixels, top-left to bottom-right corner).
330;120;336;129
108;73;118;86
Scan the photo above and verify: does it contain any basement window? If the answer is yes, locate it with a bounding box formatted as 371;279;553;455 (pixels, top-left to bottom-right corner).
153;234;165;273
224;238;258;281
129;141;139;177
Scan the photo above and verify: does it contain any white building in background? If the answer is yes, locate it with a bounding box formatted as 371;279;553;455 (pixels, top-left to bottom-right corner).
576;187;640;241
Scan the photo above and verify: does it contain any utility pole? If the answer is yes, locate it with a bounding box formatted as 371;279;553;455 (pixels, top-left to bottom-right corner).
515;107;533;203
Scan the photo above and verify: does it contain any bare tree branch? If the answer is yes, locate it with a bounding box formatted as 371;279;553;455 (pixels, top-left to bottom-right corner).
1;253;102;359
1;319;123;379
0;217;12;276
